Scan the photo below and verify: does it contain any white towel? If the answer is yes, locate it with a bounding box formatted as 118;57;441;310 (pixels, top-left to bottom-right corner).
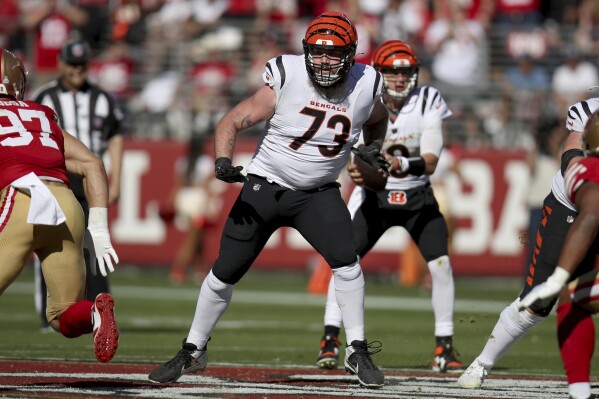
11;172;66;225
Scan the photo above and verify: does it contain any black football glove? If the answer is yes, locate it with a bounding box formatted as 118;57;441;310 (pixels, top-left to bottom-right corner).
215;157;248;183
351;143;390;177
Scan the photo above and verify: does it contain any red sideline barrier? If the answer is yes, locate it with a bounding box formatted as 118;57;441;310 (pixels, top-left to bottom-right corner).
109;138;532;276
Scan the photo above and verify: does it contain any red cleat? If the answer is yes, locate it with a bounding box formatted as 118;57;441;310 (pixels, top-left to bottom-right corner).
92;293;119;363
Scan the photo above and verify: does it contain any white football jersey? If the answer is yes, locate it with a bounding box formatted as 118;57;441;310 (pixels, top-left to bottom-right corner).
383;86;451;190
551;97;599;211
246;55;383;190
352;86;451;193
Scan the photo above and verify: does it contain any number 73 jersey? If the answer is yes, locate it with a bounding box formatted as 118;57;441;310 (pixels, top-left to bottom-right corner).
0;100;68;190
247;54;383;190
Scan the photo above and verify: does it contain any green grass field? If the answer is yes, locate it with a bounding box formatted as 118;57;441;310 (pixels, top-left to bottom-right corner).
2;264;596;378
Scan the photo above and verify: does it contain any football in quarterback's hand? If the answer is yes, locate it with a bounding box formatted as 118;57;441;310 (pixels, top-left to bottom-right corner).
353;153;388;191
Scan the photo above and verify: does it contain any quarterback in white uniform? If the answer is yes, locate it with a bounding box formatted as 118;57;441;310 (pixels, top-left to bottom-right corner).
149;11;389;389
459;98;599;399
316;40;464;374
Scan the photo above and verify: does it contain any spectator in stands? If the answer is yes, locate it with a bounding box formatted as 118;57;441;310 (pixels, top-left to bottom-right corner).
502;54;550;127
575;0;599;54
0;0;22;51
188;56;234;137
424;1;486;92
184;0;230;41
483;95;534;150
551;47;599;118
88;40;135;107
72;0;113;51
20;0;87;86
494;0;542;26
379;0;431;44
433;0;495;31
254;0;298;33
160;136;221;285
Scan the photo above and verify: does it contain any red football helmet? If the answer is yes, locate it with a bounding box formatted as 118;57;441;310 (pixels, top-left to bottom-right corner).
584;110;599;156
0;49;27;100
302;11;358;87
371;40;419;99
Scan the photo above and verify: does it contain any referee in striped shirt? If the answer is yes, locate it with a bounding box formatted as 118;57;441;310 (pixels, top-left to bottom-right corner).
31;40;124;331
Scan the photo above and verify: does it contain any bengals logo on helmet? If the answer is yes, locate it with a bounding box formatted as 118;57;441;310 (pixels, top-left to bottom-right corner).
302;11;358;87
372;40;419;99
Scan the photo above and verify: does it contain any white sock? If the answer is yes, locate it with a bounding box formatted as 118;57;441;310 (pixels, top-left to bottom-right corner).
427;255;455;337
478;298;545;368
324;275;343;328
569;382;591;399
187;270;233;350
333;261;365;344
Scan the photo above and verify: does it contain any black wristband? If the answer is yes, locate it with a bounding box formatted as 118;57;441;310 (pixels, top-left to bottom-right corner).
215;157;232;167
406;157;426;176
561;149;584;175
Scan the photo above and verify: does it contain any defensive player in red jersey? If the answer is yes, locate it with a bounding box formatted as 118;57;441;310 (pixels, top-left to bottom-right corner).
0;49;120;363
520;110;599;399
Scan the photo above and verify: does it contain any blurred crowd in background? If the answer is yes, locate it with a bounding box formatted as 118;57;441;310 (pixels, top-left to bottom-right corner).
2;0;598;157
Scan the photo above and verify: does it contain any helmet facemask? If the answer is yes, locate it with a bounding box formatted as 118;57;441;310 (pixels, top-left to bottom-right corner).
303;42;356;87
303;11;358;87
379;66;418;99
372;40;419;100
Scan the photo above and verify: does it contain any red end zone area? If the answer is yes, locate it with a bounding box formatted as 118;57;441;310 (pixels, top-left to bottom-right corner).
0;359;570;399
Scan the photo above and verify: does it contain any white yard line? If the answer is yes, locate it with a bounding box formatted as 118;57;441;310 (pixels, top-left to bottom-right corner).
6;282;516;313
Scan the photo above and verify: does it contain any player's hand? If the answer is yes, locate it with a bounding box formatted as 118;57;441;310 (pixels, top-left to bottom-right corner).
215;157;248;183
518;267;570;310
347;162;364;186
351;143;390;176
86;208;119;277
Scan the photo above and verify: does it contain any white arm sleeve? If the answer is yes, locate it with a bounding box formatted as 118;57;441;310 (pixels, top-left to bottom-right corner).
420;118;443;157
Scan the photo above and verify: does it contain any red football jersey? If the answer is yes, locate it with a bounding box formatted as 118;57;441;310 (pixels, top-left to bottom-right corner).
0;99;68;190
564;157;599;203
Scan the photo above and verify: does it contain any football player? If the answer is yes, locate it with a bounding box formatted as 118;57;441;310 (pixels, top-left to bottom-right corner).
518;110;599;399
148;11;389;388
0;49;119;363
315;40;464;373
459;98;599;399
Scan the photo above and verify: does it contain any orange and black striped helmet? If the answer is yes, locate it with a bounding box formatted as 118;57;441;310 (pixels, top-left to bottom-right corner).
302;11;358;87
0;49;27;101
372;40;419;98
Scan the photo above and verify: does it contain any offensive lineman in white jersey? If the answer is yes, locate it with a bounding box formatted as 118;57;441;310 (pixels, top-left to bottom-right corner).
148;11;390;388
315;40;465;373
459;97;599;399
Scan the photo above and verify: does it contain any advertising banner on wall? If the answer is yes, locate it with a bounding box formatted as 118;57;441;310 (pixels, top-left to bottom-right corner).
109;139;532;276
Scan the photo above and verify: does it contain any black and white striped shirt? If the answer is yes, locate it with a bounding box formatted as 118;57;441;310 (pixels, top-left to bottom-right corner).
32;80;123;158
31;79;124;199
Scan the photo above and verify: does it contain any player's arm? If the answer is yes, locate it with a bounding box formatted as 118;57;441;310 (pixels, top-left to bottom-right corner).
556;181;599;274
62;129;109;208
106;134;123;205
63;129;118;276
213;85;276;183
561;130;584;175
362;100;388;147
214;85;276;160
387;118;443;176
351;101;390;176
